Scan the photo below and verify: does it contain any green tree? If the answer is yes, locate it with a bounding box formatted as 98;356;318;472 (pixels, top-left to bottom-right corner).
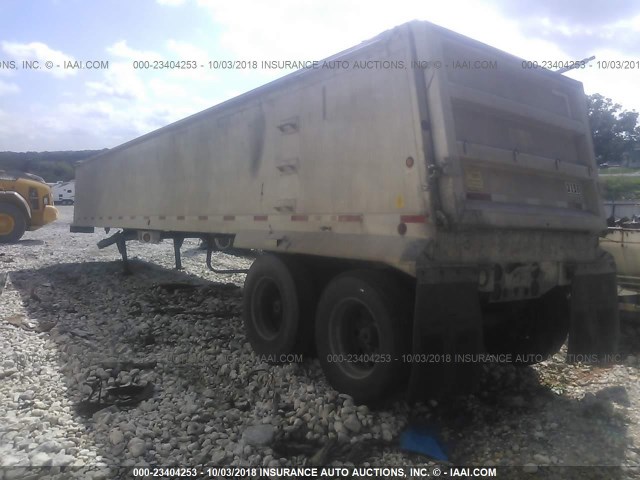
587;94;639;165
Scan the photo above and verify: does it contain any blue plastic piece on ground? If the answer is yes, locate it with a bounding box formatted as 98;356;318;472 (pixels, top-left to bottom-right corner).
399;425;449;462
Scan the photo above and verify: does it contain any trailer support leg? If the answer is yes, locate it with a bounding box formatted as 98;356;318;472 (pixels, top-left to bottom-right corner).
173;236;184;270
116;235;130;275
408;266;484;401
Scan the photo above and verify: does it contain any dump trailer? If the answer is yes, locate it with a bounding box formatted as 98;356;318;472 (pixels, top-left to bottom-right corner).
72;20;618;402
0;170;58;243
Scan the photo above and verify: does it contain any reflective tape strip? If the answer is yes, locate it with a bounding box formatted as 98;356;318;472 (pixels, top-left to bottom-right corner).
254;215;268;221
400;214;428;223
338;214;362;222
291;215;308;221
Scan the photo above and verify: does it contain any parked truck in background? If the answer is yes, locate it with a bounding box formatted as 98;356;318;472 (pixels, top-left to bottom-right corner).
52;180;76;205
71;20;619;402
0;170;58;243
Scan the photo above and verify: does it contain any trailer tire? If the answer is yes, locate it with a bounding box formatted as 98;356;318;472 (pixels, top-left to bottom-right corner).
483;287;570;365
0;203;26;243
243;254;315;358
213;235;233;251
315;270;411;403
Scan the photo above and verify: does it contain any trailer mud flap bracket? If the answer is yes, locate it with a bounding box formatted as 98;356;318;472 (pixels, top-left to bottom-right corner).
568;270;620;362
408;266;484;401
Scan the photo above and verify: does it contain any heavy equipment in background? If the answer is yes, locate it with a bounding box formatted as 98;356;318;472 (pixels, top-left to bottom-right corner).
71;20;619;402
0;170;58;243
601;223;640;312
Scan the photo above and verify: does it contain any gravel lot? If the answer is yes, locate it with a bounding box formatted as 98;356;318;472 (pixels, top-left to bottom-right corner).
2;206;640;479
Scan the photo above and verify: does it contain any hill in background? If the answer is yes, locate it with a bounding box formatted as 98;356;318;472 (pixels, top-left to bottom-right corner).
0;150;107;182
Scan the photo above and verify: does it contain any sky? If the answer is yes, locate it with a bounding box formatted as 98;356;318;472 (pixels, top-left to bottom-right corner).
1;0;639;152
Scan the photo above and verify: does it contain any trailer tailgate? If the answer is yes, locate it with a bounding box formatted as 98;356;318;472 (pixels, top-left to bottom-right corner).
413;22;605;233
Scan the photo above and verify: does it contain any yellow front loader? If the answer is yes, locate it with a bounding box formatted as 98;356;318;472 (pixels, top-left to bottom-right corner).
0;171;58;243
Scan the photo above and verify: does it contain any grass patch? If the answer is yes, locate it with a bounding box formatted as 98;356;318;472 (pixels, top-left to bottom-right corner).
601;175;640;200
599;167;640;175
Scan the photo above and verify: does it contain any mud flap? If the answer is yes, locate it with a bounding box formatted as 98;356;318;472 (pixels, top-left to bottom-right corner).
568;267;620;363
408;266;484;401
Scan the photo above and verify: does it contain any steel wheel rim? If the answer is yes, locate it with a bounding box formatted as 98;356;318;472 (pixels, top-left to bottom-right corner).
0;213;15;235
329;298;380;379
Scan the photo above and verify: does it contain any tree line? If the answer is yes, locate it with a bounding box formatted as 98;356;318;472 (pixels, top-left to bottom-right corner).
587;94;639;166
0;150;106;182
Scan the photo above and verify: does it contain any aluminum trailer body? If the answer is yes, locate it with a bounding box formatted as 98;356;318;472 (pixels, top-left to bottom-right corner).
73;21;618;401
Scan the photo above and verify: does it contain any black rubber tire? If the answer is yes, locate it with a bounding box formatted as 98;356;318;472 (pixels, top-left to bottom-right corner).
213;236;233;251
483;287;570;365
315;270;411;403
0;203;26;243
243;254;316;358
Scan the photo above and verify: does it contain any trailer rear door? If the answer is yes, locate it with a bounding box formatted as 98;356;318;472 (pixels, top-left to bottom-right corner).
411;22;605;233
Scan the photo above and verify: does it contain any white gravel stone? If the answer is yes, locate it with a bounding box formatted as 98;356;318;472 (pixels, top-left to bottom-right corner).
128;438;146;457
19;390;35;401
29;452;52;466
533;453;550;465
109;429;124;445
343;414;362;433
242;425;275;446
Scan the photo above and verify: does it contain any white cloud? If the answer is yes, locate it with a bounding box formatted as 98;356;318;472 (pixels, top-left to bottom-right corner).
86;62;147;100
196;0;391;60
0;109;12;136
85;41;163;101
5;0;639;151
567;49;640;113
166;39;208;62
0;79;19;95
149;78;187;97
1;41;76;78
106;40;162;61
193;0;572;65
164;39;219;81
